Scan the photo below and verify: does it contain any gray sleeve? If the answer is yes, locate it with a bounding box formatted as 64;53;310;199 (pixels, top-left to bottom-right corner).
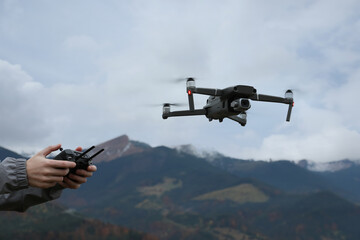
0;157;64;212
0;157;28;194
0;184;64;212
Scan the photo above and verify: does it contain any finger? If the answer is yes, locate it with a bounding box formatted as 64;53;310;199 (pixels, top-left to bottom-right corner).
58;181;69;189
87;165;97;172
75;146;82;151
42;182;58;188
45;168;70;177
39;144;62;157
63;177;81;189
68;173;87;184
46;159;76;169
34;181;57;189
42;176;64;183
75;169;93;178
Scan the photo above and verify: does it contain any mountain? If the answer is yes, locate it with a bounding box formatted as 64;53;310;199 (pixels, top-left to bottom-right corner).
3;136;360;239
58;143;360;240
208;157;335;194
207;156;360;204
59;146;281;239
295;159;360;203
176;146;360;202
319;165;360;203
0;146;24;161
249;191;360;240
0;141;157;239
0;202;157;240
91;135;151;163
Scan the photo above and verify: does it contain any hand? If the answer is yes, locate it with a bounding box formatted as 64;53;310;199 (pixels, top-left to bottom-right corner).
59;165;97;189
26;144;76;189
58;146;97;189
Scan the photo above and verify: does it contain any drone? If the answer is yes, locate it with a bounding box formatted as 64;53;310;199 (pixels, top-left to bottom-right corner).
162;78;294;126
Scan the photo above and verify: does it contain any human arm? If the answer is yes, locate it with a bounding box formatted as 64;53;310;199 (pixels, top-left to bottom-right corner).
0;157;29;194
0;184;64;212
0;144;76;212
0;143;74;194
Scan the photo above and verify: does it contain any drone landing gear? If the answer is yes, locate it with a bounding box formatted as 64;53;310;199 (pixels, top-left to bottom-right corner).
227;114;247;126
207;118;223;123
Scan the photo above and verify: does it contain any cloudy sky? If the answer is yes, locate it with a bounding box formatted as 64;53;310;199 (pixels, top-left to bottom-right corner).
0;0;359;162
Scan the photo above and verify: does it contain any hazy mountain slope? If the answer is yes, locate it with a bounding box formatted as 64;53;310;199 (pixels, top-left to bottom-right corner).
209;157;337;193
247;191;360;240
59;146;281;239
320;165;360;203
3;137;360;239
58;145;360;240
61;146;275;209
207;155;360;204
0;146;24;161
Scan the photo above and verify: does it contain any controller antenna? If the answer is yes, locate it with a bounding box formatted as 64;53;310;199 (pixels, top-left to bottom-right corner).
89;149;105;160
75;146;95;160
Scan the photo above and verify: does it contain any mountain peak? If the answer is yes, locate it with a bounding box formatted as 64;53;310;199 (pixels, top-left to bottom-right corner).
92;135;151;163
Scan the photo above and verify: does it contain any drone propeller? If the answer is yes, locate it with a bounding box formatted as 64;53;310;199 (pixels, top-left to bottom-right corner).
173;77;189;83
147;102;186;107
162;103;186;107
168;77;198;84
282;87;306;96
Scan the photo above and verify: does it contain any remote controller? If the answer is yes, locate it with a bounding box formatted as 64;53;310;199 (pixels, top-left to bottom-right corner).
54;146;104;174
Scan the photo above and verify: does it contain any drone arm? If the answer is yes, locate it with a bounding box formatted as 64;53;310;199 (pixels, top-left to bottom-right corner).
188;92;195;111
191;87;223;96
250;94;291;104
250;94;294;122
163;109;207;119
286;103;293;122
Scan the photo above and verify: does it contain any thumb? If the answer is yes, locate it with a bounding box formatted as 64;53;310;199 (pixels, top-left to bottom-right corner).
39;144;62;157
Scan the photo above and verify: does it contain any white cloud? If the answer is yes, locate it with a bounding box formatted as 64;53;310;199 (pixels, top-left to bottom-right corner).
63;35;101;53
0;1;360;162
243;126;360;162
323;69;360;129
0;60;50;152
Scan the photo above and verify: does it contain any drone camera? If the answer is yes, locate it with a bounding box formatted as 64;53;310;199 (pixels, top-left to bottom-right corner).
231;98;251;111
241;99;250;108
